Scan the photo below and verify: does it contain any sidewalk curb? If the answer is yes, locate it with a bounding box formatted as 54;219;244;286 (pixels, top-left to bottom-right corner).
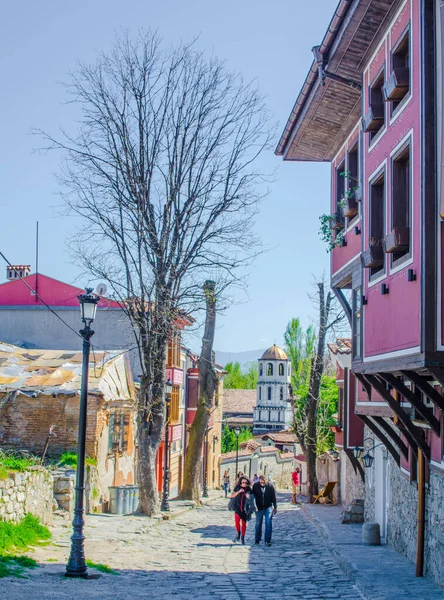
301;503;371;600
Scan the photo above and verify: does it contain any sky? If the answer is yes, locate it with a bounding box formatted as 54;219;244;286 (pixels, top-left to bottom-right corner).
0;0;338;353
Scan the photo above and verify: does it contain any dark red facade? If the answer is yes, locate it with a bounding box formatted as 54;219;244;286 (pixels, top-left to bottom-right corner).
278;0;444;580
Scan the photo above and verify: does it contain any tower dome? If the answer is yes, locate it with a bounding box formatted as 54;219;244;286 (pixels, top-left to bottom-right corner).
260;344;288;361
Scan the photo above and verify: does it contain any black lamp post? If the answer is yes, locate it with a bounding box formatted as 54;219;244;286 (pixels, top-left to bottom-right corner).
65;288;99;579
202;427;209;498
234;427;240;478
161;379;173;512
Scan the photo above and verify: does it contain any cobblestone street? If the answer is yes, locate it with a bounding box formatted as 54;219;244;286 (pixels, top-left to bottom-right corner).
2;495;443;600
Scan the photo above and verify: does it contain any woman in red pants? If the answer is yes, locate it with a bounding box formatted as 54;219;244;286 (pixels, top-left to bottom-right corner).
230;476;252;544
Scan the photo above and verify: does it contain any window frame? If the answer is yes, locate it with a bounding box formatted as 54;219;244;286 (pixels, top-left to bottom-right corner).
389;26;411;117
366;66;386;147
390;139;412;268
368;167;386;281
267;363;273;376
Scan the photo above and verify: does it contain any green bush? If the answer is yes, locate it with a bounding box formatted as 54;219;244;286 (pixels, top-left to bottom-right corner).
0;451;40;474
58;453;97;468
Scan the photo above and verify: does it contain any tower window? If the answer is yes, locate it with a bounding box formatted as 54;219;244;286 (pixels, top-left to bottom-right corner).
280;387;283;401
267;387;272;401
259;363;263;376
259;387;262;401
267;363;273;376
279;363;284;376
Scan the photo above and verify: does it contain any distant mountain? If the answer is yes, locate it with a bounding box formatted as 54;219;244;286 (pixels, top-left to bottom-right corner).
215;349;266;367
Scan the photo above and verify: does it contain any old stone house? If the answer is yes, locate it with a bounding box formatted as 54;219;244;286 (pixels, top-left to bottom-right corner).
0;342;136;506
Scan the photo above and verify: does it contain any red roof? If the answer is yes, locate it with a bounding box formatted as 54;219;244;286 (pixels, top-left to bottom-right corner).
0;273;120;308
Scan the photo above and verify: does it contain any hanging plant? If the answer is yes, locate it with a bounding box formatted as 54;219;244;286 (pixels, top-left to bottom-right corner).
318;170;361;252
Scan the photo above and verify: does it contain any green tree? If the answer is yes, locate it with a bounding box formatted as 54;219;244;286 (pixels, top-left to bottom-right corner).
284;291;343;502
221;426;253;452
223;361;258;389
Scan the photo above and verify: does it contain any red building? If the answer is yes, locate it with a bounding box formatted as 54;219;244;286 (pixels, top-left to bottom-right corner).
277;0;444;585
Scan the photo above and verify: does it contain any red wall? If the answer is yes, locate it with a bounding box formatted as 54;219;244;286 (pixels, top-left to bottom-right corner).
362;0;422;357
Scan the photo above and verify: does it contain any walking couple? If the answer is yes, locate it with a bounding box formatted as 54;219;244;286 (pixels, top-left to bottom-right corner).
230;475;277;546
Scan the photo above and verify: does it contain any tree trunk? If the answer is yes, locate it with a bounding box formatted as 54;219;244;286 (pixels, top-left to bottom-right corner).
136;327;168;516
306;282;331;503
181;281;218;501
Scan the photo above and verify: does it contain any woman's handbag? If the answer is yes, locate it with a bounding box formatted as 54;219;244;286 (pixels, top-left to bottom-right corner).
228;497;236;511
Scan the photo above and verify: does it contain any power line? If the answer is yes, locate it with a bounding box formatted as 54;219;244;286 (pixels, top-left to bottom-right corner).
0;250;83;340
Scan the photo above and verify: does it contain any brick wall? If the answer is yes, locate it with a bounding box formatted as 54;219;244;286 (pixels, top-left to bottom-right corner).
0;392;102;458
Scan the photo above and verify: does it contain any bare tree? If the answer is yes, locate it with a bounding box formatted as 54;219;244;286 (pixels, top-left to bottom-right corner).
288;280;345;503
181;280;218;501
38;32;272;515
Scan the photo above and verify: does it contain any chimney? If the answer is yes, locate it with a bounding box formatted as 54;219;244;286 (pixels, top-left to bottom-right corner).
6;265;31;281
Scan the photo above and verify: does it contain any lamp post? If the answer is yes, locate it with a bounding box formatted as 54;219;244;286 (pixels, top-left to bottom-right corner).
65;288;99;579
234;427;240;478
354;437;387;469
161;379;173;512
202;427;209;498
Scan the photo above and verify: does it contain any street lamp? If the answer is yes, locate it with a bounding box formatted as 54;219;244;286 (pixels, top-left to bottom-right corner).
161;379;173;511
65;288;99;579
356;437;387;469
234;427;240;478
352;445;363;460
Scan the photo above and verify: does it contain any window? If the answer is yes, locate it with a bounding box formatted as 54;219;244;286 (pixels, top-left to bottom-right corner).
108;412;130;453
267;363;273;376
280;387;283;401
344;143;360;223
363;69;385;142
384;29;410;113
363;171;385;278
267;387;272;401
388;143;411;265
352;289;362;358
279;363;284;376
170;386;180;423
333;162;345;234
259;363;263;376
259;386;262;401
167;332;181;367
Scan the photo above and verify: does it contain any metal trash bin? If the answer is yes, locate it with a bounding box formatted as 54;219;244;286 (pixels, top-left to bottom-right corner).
132;486;139;512
122;486;132;514
109;486;125;514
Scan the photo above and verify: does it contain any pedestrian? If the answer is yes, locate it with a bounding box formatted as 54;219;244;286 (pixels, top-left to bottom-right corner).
291;467;301;504
230;476;254;545
222;470;231;498
237;471;244;480
252;473;259;484
252;475;277;546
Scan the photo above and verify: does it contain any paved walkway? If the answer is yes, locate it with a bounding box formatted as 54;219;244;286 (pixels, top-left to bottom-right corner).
1;493;443;599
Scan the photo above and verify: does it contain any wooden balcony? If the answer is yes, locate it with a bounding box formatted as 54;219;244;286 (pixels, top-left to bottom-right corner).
382;68;410;102
384;227;410;253
362;103;384;132
362;237;384;268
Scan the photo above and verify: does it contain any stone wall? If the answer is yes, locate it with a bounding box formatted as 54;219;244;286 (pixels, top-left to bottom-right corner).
385;456;417;564
0;467;53;525
364;425;444;588
220;450;293;490
425;469;444;587
340;450;365;507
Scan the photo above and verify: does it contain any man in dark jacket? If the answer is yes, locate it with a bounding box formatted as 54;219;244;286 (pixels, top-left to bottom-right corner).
252;475;277;546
